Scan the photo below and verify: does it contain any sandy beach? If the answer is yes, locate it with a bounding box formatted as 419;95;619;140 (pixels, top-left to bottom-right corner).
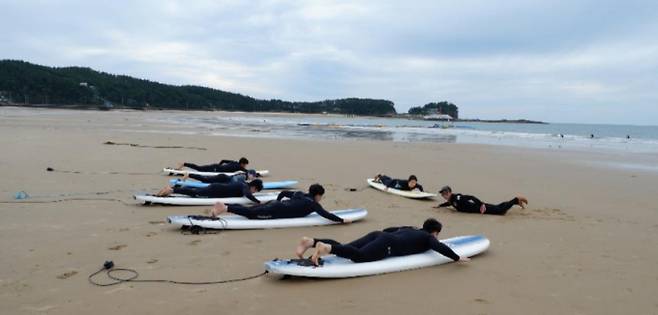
1;107;657;315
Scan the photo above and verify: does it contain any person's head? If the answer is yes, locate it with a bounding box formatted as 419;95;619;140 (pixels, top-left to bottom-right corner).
408;175;418;189
238;157;249;167
248;179;263;192
422;218;443;236
308;184;325;203
439;186;452;200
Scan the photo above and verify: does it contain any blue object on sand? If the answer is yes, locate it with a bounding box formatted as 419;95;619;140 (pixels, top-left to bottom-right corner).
14;191;29;200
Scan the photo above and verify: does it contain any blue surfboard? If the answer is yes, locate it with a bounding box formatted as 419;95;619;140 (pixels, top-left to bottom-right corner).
169;179;298;190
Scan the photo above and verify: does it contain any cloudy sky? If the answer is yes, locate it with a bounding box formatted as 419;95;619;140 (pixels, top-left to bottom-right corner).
2;0;657;124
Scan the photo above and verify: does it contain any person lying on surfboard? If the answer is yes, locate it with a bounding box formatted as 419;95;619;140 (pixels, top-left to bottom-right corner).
174;157;250;173
373;174;424;192
156;179;264;203
435;186;528;215
295;218;470;266
211;184;352;224
179;169;259;184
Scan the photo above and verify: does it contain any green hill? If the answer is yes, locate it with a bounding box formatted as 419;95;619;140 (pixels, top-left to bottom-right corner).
0;60;396;115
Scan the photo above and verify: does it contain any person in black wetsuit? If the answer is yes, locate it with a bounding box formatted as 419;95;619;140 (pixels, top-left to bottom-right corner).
211;184;351;224
435;186;528;215
374;174;424;191
179;169;259;184
156;179;264;203
175;157;249;173
294;218;470;266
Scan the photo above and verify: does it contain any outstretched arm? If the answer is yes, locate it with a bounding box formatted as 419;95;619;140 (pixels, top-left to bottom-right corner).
429;238;461;261
313;203;344;223
435;201;451;208
242;187;260;204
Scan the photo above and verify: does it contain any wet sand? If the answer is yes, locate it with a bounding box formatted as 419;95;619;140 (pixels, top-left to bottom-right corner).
1;107;657;314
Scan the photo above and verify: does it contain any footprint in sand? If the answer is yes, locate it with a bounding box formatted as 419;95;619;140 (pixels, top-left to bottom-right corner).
473;298;490;304
146;259;158;264
108;244;127;251
188;239;201;246
56;270;78;279
145;232;157;237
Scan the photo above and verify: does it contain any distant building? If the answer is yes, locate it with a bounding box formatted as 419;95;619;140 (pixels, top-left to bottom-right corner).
423;114;453;121
0;91;10;104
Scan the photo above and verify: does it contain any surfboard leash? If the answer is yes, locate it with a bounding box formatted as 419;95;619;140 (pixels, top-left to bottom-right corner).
0;197;131;205
88;260;268;286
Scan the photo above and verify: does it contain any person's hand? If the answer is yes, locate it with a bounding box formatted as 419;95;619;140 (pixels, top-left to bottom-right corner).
343;219;352;224
459;257;471;262
480;204;486;214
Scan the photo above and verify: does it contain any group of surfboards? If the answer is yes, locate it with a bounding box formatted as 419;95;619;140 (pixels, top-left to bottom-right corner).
133;157;528;278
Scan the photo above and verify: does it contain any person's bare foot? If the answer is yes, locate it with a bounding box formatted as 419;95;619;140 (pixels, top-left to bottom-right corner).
211;202;227;217
156;186;173;197
311;242;331;266
174;162;184;170
295;237;315;258
517;196;528;209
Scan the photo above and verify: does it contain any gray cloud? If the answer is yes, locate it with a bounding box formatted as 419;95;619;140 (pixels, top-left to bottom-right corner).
1;0;657;124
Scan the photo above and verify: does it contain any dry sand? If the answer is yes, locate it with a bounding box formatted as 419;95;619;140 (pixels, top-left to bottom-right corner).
1;107;657;314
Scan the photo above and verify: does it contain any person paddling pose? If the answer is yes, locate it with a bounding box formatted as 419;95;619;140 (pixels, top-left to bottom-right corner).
175;157;250;173
156;179;264;203
295;218;470;266
435;186;528;215
212;184;351;224
179;169;258;184
374;174;424;191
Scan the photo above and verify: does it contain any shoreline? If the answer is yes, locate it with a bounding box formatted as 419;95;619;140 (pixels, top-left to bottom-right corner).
0;104;547;124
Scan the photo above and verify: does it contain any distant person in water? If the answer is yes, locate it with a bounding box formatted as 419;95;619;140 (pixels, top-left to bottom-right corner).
211;184;351;224
435;186;528;215
156;178;263;203
295;218;470;266
373;174;424;191
175;157;249;173
180;169;259;184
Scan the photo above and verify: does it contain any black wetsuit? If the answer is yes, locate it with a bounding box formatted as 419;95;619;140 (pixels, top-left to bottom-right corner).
188;173;246;184
439;193;518;215
183;160;247;173
227;191;343;222
314;227;459;263
173;180;259;203
378;175;424;191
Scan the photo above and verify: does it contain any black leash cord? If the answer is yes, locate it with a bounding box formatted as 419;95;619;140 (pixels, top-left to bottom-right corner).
0;198;131;205
88;265;268;286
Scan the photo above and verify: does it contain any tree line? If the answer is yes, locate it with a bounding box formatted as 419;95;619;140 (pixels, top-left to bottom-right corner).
0;60;396;115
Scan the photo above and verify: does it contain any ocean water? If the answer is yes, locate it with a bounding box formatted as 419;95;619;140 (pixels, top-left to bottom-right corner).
152;113;658;154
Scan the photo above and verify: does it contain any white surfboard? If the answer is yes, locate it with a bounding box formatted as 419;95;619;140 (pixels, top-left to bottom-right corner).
133;191;280;206
265;234;489;278
163;168;270;177
367;178;437;199
167;208;368;230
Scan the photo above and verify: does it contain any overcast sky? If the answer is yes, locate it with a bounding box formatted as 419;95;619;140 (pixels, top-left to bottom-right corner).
2;0;657;124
